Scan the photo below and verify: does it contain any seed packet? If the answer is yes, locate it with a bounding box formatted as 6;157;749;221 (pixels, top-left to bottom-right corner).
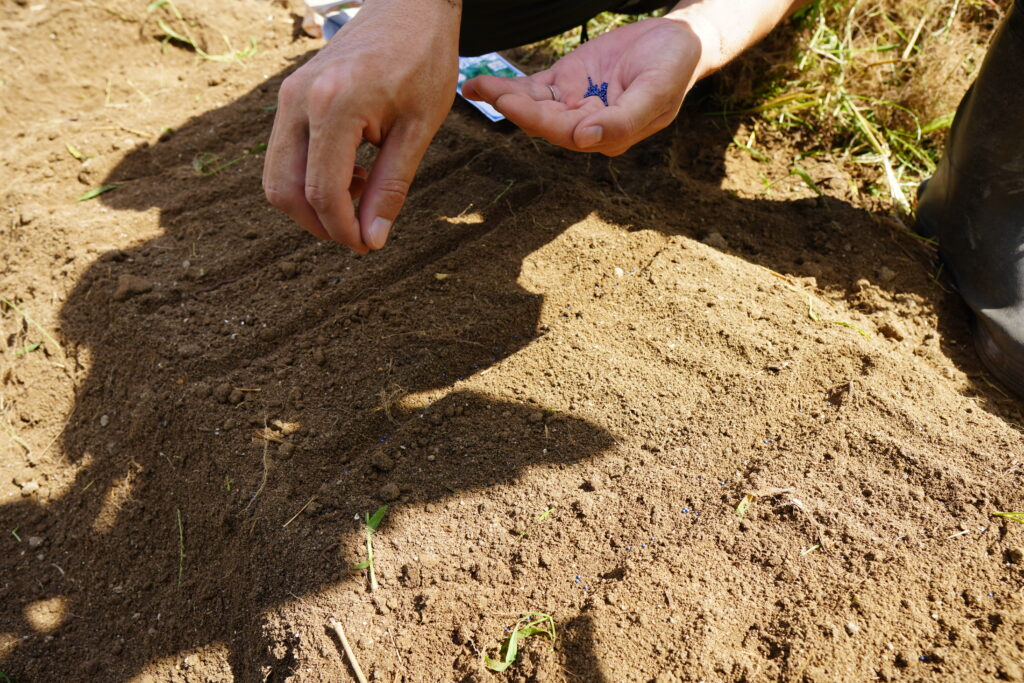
457;53;526;123
302;1;361;40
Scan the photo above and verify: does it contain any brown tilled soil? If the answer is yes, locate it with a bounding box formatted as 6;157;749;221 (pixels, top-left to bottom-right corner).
2;2;1024;681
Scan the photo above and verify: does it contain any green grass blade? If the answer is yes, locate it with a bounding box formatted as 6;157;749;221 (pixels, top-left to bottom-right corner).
15;342;41;355
922;112;955;135
65;143;87;161
790;167;824;197
992;511;1024;524
366;505;388;532
76;184;119;202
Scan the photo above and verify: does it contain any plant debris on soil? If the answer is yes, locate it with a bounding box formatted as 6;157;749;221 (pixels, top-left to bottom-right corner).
2;1;1023;681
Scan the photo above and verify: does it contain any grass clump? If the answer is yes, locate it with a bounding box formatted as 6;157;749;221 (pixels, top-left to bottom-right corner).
484;613;557;672
146;0;257;62
719;0;1008;211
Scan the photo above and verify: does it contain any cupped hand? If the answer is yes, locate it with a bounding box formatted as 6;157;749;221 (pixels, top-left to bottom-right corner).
462;18;706;157
263;1;460;252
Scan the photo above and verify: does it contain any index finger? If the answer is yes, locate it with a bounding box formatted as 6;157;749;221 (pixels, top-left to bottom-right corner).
492;92;604;150
305;123;367;253
462;73;553;103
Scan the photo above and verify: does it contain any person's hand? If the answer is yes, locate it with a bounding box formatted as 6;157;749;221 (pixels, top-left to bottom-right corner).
263;0;461;253
462;18;707;157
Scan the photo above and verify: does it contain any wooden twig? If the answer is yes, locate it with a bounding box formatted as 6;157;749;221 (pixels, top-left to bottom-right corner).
329;618;368;683
282;496;316;528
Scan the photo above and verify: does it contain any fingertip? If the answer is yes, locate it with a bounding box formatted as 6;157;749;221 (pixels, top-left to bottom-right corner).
363;216;392;251
346;217;371;254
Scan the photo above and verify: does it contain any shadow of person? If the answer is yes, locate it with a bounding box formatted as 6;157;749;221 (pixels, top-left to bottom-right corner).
1;45;1019;680
0;61;623;679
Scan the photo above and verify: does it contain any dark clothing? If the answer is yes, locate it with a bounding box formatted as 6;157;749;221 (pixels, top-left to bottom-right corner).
459;0;668;55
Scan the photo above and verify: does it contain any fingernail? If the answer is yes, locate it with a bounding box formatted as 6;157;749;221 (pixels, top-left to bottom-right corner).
366;216;392;250
580;125;603;147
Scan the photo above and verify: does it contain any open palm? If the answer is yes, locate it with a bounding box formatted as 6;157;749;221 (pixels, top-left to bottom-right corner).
462;18;705;156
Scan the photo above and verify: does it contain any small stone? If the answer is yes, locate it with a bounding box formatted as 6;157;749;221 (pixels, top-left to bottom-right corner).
278;443;295;458
703;232;728;250
19;206;42;225
214;383;233;403
278;261;298;279
113;275;153;301
878;266;897;282
998;658;1023;682
177;343;202;359
613;267;624;278
909;486;925;502
222;418;237;431
878;322;905;341
27;536;44;549
371;454;394;472
21;480;39;496
99;414;109;427
228;389;244;405
845;621;860;636
379;483;400;502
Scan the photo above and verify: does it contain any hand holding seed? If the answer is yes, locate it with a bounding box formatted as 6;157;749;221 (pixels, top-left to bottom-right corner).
462;18;706;156
263;0;461;252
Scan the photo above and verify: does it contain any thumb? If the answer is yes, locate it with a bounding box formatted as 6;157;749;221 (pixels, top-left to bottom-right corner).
359;125;429;250
572;74;674;152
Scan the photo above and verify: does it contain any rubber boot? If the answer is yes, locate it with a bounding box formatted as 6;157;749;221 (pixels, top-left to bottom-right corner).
916;0;1024;396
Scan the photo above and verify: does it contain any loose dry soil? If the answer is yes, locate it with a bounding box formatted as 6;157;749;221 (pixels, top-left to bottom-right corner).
2;1;1024;681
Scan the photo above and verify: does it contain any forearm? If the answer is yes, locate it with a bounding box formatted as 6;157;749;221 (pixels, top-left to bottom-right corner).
665;0;813;79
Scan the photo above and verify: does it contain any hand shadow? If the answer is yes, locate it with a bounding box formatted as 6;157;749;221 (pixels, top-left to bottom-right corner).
1;39;1019;681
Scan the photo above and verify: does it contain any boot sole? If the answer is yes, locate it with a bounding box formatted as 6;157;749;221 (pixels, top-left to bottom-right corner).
973;316;1024;398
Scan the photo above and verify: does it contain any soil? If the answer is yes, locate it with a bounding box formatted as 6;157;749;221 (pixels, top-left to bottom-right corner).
2;2;1024;682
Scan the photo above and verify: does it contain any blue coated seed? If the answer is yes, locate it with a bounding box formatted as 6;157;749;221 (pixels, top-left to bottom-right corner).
584;77;609;106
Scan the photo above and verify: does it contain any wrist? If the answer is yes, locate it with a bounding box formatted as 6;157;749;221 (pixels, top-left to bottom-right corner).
664;4;724;80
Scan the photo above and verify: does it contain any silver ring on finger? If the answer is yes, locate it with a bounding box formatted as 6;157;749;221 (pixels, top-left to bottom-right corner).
546;84;558;101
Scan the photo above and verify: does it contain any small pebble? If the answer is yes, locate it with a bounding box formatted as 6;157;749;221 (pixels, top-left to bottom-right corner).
278;261;298;279
112;274;153;301
845;621;860;636
99;414;109;427
371;454;394;472
379;483;400;502
214;383;233;403
703;232;728;250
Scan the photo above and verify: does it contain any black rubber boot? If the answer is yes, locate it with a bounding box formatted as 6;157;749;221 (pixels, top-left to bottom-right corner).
916;0;1024;396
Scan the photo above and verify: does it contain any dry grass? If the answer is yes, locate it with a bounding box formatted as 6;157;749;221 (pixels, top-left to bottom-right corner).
717;0;1010;208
